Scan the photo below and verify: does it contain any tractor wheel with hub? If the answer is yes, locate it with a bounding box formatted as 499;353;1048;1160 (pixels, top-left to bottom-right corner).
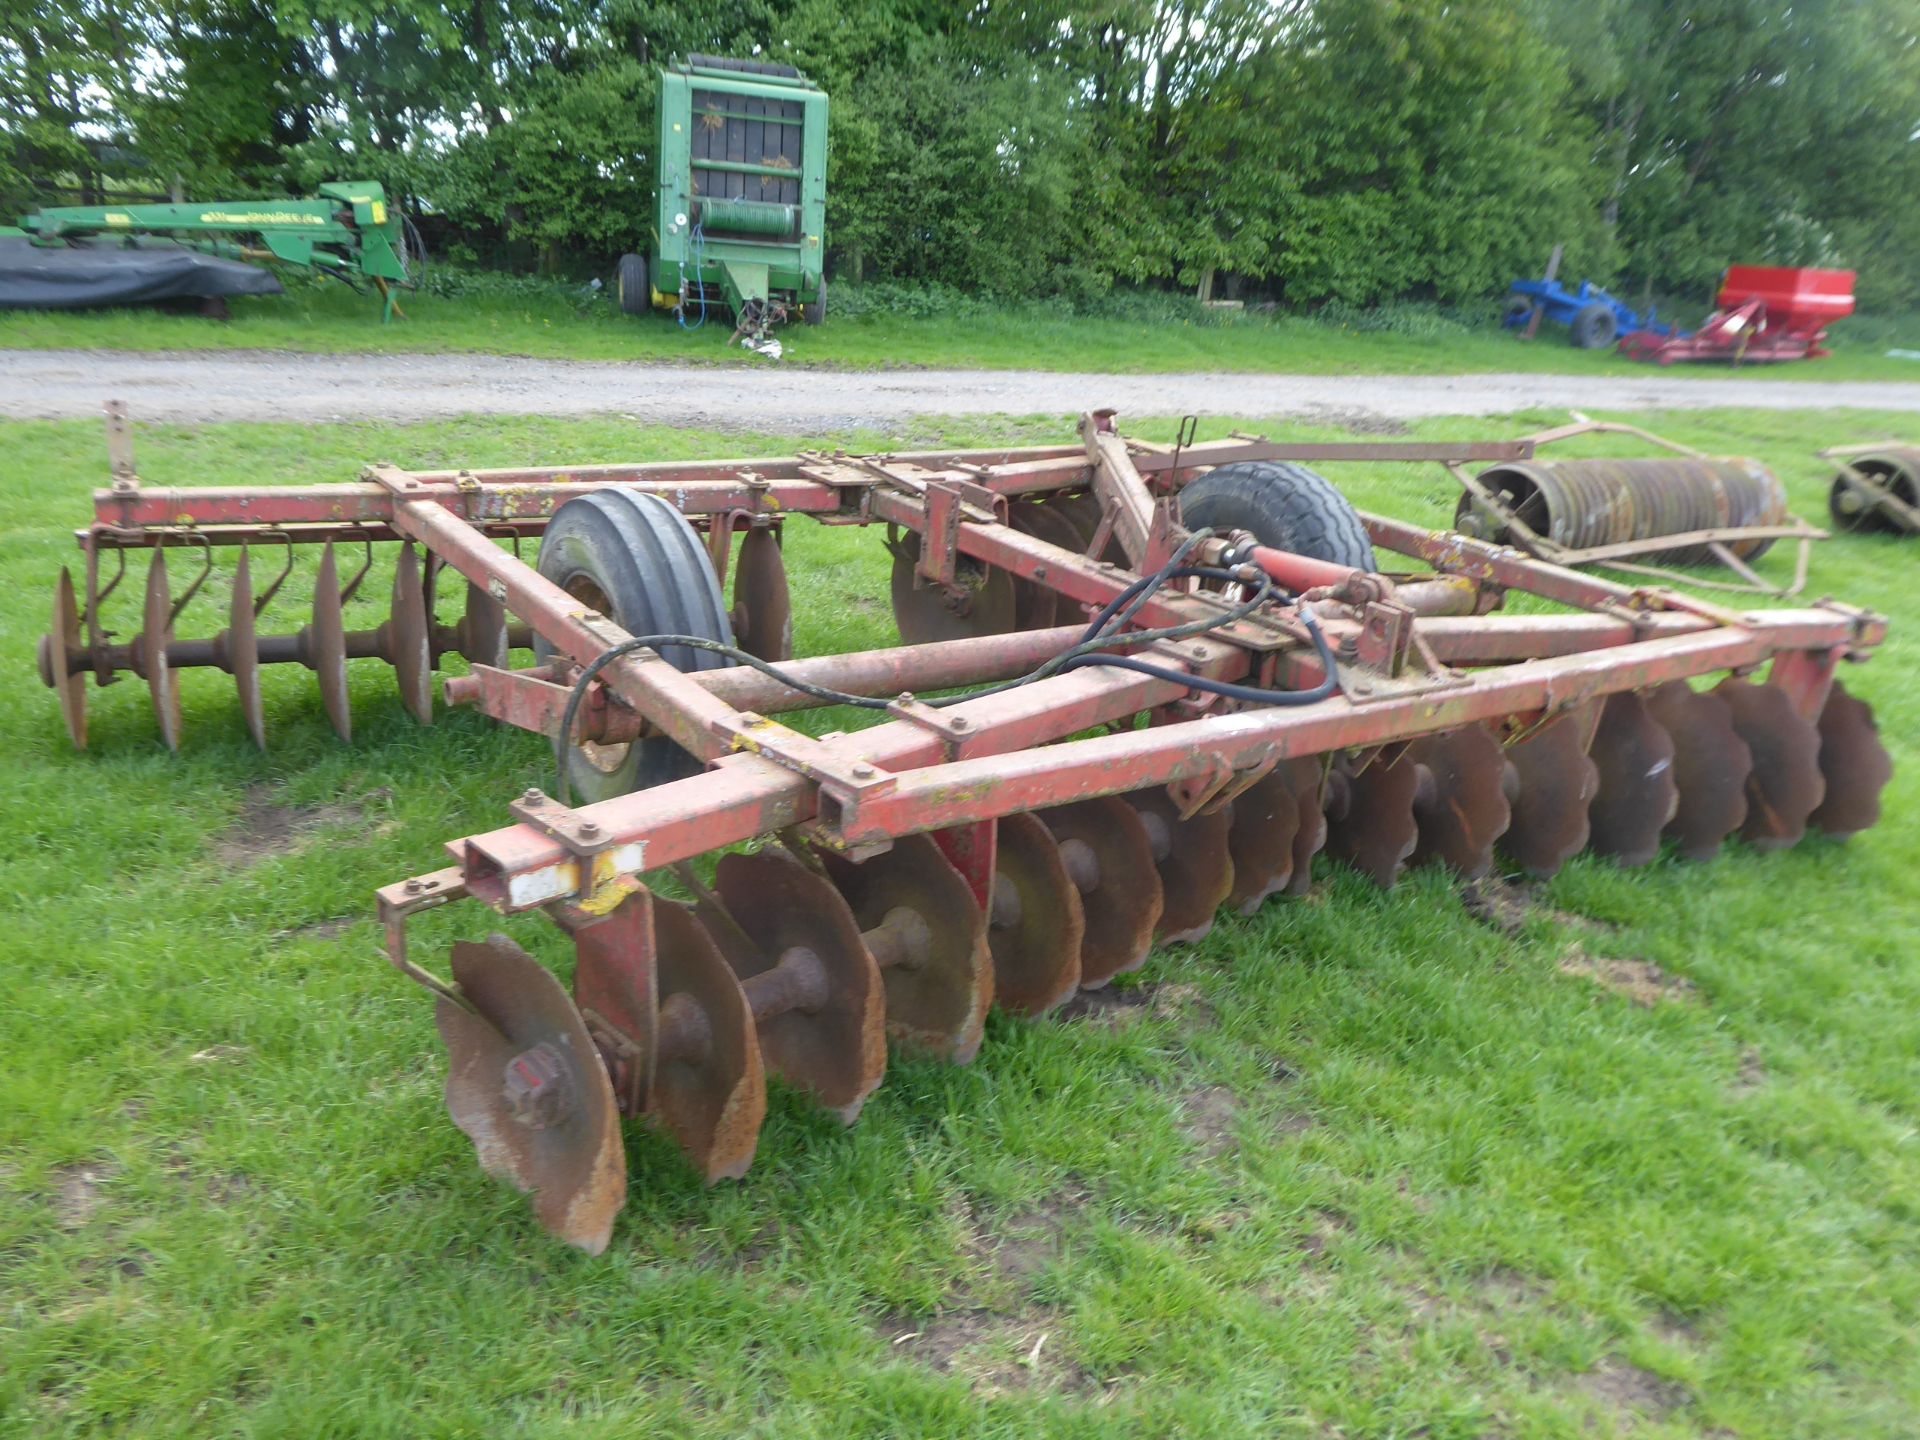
535;488;734;803
1177;460;1377;571
616;254;650;317
1569;302;1618;350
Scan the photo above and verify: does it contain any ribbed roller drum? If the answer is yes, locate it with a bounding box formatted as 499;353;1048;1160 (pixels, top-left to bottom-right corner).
1456;457;1790;564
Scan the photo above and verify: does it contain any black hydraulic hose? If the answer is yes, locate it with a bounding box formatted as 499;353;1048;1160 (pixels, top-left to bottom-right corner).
548;547;1336;803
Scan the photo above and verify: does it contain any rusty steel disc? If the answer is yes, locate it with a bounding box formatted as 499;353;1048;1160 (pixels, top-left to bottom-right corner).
889;534;1018;645
141;549;181;752
732;526;794;662
46;567;87;750
1500;711;1597;877
389;543;433;725
712;849;887;1123
1586;691;1679;866
1051;492;1127;564
818;833;993;1063
435;934;627;1255
1125;786;1233;944
229;548;265;750
1038;795;1163;985
987;810;1084;1016
1225;767;1302;914
1645;682;1750;862
1714;677;1826;851
1008;502;1085;631
1280;759;1329;897
1809;680;1893;840
459;579;510;668
307;541;351;742
1326;750;1422;888
651;900;766;1182
1409;725;1512;879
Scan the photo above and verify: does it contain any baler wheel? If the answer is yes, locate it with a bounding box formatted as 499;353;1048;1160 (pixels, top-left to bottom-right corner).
803;275;826;326
436;934;627;1255
535;489;735;802
615;254;649;317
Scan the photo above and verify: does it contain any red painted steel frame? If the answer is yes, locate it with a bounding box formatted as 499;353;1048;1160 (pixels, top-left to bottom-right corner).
58;420;1885;961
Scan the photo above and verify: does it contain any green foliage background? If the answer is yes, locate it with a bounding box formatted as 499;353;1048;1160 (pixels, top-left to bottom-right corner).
4;0;1918;313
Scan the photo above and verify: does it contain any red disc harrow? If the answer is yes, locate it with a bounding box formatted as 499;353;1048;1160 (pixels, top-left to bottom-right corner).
39;405;1893;1253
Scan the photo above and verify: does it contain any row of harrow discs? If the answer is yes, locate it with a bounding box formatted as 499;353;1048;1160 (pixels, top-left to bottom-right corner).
37;408;1894;1252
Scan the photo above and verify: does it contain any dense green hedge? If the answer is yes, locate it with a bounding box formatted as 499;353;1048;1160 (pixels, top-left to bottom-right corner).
6;1;1918;313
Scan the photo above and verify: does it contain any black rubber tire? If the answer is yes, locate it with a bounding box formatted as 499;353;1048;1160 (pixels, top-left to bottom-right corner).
1178;461;1376;571
534;489;733;803
1503;295;1534;326
802;275;826;326
616;254;649;317
1569;302;1618;350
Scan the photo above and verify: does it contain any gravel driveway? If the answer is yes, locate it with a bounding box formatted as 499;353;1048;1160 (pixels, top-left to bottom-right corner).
6;348;1919;430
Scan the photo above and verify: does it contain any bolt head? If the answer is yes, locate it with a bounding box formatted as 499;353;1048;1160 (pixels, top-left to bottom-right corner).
522;788;543;804
852;762;875;779
949;716;969;731
578;821;600;838
404;878;423;894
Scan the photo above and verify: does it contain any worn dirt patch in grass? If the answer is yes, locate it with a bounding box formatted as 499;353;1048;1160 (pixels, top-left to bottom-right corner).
1573;1356;1691;1419
879;1308;1088;1395
52;1161;115;1228
1056;980;1213;1030
1462;877;1624;937
1731;1045;1767;1096
1558;946;1699;1007
989;1193;1077;1284
1181;1085;1241;1156
214;784;362;868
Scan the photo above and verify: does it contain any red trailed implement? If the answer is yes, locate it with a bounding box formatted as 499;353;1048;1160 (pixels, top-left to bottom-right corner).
37;404;1895;1253
1620;265;1855;365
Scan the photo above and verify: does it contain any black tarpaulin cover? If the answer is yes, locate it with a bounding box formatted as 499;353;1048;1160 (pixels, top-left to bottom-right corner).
0;237;284;309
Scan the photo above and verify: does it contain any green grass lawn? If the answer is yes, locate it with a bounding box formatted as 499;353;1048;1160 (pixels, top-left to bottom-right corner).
4;280;1919;380
2;406;1917;1438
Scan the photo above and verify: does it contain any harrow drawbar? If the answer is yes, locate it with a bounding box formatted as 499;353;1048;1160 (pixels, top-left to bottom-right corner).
39;405;1894;1253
